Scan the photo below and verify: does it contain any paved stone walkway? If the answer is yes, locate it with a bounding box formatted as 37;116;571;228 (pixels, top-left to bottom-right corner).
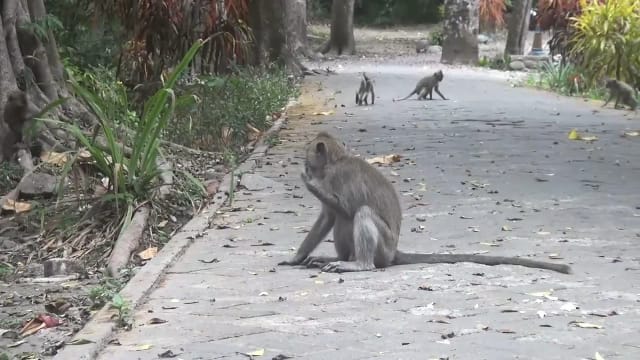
96;65;640;360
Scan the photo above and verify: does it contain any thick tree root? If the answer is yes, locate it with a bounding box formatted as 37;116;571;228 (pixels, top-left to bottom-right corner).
106;205;150;277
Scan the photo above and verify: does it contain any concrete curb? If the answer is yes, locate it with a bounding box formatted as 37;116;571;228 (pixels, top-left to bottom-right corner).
53;101;294;360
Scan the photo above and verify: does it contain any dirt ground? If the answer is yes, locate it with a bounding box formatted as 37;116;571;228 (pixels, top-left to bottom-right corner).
0;24;547;359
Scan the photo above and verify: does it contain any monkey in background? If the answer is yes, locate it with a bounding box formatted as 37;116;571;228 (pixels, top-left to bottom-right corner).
1;90;30;163
395;70;448;101
355;73;375;106
280;131;572;274
602;78;637;111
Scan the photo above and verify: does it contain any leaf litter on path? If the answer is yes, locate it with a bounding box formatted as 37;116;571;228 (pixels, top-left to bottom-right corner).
366;154;402;165
568;129;598;142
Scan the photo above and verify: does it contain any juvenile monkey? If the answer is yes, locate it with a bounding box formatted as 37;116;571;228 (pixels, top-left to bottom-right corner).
415;39;430;54
279;131;572;274
355;73;375;106
602;78;637;110
1;90;29;162
395;70;447;101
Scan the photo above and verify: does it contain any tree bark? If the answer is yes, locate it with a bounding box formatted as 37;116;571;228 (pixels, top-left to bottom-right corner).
441;0;480;65
320;0;355;55
27;0;64;86
287;0;309;57
504;0;533;56
249;0;305;74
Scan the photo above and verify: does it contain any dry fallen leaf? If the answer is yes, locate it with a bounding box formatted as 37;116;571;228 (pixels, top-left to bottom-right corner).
480;242;500;247
568;129;598;142
41;151;69;166
570;321;603;329
312;111;334;116
245;348;265;356
366;154;402;165
136;344;153;351
137;247;158;261
1;199;32;213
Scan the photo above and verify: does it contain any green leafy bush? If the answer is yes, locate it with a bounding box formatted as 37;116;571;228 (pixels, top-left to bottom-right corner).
569;0;640;86
429;27;444;46
169;67;297;154
64;62;139;128
51;40;205;240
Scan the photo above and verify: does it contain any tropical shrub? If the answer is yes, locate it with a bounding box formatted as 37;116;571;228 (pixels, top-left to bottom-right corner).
569;0;640;86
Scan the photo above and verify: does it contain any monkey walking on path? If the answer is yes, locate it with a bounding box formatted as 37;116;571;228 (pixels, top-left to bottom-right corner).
355;73;375;106
602;78;638;111
279;131;572;274
394;70;448;102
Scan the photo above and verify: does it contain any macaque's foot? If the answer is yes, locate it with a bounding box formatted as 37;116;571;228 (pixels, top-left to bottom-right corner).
321;261;374;273
302;256;337;268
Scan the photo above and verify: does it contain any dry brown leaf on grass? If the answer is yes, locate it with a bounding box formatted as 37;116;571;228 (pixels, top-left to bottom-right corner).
40;151;69;166
366;154;402;165
246;123;262;141
1;199;32;213
137;247;158;260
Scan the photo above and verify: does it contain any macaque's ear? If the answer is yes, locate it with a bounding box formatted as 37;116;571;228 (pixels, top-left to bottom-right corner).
315;142;327;155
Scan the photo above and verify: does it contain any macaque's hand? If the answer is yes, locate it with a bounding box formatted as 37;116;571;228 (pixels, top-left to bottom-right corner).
278;254;306;266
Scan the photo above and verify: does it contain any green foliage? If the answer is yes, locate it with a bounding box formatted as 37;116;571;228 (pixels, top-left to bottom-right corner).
478;54;510;70
109;293;132;328
429;27;444;46
528;61;608;99
48;41;204;242
47;0;122;68
349;0;445;26
0;264;13;282
169;66;297;156
64;63;138;128
569;0;640;86
88;278;125;309
18;14;64;42
0;162;23;194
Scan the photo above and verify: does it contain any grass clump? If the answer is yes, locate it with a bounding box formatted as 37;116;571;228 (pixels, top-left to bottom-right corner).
169;66;298;155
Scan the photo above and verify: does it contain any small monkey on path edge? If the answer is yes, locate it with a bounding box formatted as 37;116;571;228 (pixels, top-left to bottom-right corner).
602;78;637;111
1;90;30;163
355;73;375;106
279;131;572;274
394;70;448;102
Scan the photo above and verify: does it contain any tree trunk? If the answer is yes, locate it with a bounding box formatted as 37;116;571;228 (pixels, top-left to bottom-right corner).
249;0;305;74
441;0;480;65
1;0;84;163
320;0;355;55
287;0;309;57
27;0;64;86
504;0;533;56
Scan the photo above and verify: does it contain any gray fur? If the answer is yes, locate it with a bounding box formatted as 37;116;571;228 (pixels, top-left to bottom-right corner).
395;70;447;101
603;78;638;110
280;131;572;274
355;73;375;106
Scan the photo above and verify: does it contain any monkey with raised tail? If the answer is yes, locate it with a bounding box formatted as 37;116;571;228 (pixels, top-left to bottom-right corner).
355;73;375;106
603;78;637;111
395;70;447;102
279;131;572;274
